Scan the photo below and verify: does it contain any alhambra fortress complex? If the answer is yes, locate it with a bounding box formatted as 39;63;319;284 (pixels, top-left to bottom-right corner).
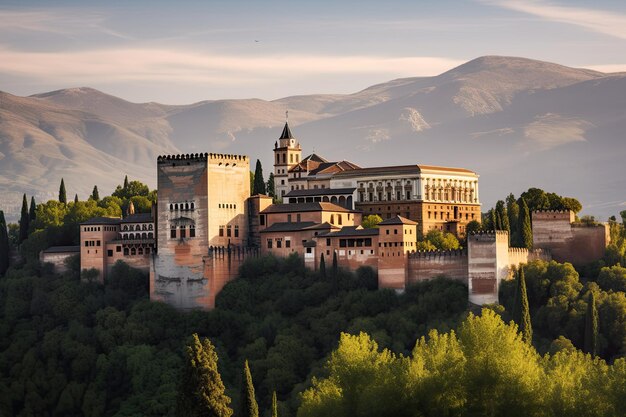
42;123;610;310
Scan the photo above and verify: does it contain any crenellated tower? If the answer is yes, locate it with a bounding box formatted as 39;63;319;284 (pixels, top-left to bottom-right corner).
273;118;302;199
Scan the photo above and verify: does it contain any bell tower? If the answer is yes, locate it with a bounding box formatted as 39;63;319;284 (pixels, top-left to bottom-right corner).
273;112;302;199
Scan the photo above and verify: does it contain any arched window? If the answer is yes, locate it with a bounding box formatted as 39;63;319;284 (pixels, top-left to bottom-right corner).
123;225;128;231
148;232;153;239
148;224;153;230
175;203;178;210
330;214;335;224
131;248;136;256
185;203;189;210
190;202;194;210
138;248;143;255
169;204;173;210
338;214;342;225
189;225;195;238
142;232;147;239
129;225;134;231
124;248;129;256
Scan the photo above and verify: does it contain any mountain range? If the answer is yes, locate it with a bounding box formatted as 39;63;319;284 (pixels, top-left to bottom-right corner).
1;55;624;222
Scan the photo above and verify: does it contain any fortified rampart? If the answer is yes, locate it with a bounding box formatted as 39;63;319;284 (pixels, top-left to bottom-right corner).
532;210;609;265
407;249;467;284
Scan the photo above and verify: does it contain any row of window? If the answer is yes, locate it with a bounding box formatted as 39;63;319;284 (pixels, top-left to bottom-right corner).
169;202;195;211
276;153;300;164
218;203;237;209
380;241;414;247
122;224;153;231
218;225;239;238
359;180;412;189
84;240;101;247
384;228;413;235
359;191;412;202
106;247;152;256
84;226;108;232
427;211;476;220
121;232;154;240
337;238;373;248
170;225;196;239
267;238;291;249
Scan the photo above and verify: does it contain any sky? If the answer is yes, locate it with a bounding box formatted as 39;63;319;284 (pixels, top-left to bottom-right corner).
1;0;626;103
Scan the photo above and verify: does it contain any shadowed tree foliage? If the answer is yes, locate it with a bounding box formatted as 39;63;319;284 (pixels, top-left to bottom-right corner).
267;173;276;199
29;196;36;222
59;178;67;204
240;360;259;417
91;185;100;201
319;254;326;280
176;333;233;417
362;215;383;229
465;220;482;235
584;291;599;357
19;194;29;244
518;198;533;249
0;211;9;276
332;251;338;276
513;267;532;344
253;160;266;195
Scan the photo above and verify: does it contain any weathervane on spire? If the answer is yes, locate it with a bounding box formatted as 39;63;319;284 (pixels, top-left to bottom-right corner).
286;110;289;122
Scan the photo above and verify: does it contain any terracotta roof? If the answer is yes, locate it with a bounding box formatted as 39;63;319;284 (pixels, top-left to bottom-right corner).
121;213;153;223
81;216;121;225
42;246;80;253
333;164;476;178
285;187;356;197
318;226;379;237
260;221;337;233
279;122;294;139
261;202;355;214
378;215;418;226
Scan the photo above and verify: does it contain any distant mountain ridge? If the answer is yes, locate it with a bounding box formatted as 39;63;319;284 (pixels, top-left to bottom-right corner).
1;55;624;221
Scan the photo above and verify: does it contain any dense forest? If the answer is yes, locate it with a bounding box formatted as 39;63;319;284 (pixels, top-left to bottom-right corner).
1;180;626;416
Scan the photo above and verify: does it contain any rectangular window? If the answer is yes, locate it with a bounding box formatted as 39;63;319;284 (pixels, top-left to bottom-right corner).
96;240;101;246
267;239;272;249
190;227;196;238
297;214;301;222
84;241;88;247
365;238;372;246
406;191;411;200
260;215;265;226
340;239;347;248
276;239;282;248
219;226;224;237
171;228;176;239
234;225;239;238
287;214;292;222
227;225;232;237
107;250;113;257
286;240;291;248
326;238;331;246
397;191;401;200
116;246;121;252
180;226;186;238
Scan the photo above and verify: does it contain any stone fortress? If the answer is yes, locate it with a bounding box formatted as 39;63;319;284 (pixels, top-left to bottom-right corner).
71;122;610;310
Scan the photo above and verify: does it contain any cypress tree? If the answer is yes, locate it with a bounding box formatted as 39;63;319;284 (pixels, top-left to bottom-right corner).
59;178;67;204
513;267;532;344
496;200;510;234
319;254;326;279
253;160;266;195
74;194;79;204
518;197;533;249
123;175;129;190
91;185;100;201
0;210;9;276
240;360;259;417
176;333;233;417
18;194;29;244
490;208;498;231
29;196;36;222
332;251;338;276
506;194;520;245
267;173;276;199
584;292;599;356
271;391;278;417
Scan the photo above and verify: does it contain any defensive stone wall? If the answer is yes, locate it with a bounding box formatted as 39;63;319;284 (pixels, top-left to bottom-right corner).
467;231;509;305
407;249;468;284
532;210;609;265
507;247;550;271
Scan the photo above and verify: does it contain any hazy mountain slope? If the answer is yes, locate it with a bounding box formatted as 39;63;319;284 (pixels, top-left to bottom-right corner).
1;55;624;222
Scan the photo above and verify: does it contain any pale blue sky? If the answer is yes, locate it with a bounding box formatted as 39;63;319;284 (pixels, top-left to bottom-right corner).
1;0;625;103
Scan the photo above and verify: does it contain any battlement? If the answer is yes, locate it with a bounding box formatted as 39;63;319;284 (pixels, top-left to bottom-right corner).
468;230;509;243
532;210;575;223
409;249;467;259
157;153;249;164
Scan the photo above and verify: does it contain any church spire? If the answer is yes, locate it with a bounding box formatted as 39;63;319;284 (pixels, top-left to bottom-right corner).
279;110;293;140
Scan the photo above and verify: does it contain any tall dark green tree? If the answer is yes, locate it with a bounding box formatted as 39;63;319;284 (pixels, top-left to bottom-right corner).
240;360;259;417
512;267;532;344
0;210;9;276
319;254;326;279
584;291;599;357
517;197;533;249
28;196;36;222
176;333;233;417
18;194;29;244
495;200;510;235
267;173;276;199
506;194;520;244
253;160;266;195
271;391;278;417
123;175;129;190
59;178;67;204
91;185;100;201
74;194;79;204
332;251;338;276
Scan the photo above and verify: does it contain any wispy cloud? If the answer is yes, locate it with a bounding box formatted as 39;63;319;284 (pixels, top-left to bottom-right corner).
481;0;626;40
0;8;130;39
0;46;462;85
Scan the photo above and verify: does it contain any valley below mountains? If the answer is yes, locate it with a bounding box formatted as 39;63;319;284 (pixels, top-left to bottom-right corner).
1;55;625;221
